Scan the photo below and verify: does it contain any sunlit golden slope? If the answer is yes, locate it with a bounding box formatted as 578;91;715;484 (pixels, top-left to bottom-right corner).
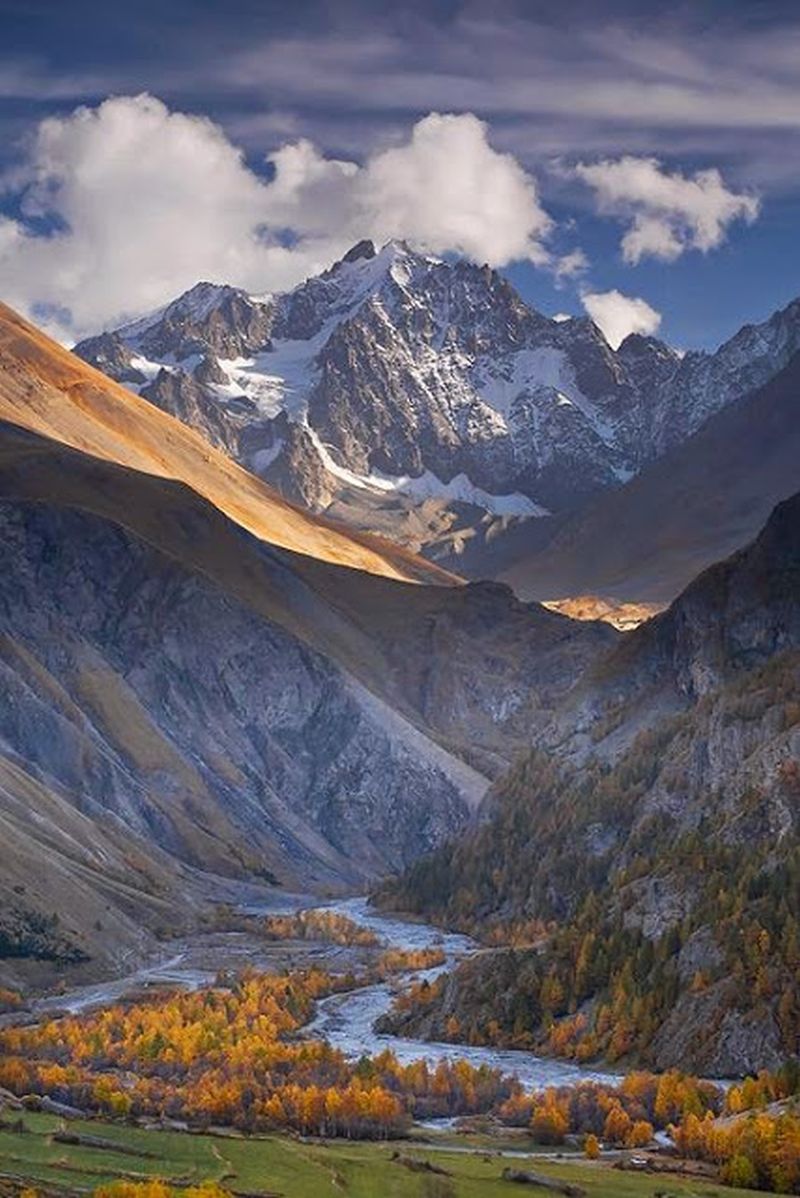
0;302;456;586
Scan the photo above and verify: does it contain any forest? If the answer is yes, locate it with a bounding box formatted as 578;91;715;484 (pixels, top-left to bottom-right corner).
261;910;381;946
0;968;517;1138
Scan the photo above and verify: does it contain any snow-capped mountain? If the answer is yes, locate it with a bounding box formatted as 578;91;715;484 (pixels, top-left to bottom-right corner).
74;241;800;562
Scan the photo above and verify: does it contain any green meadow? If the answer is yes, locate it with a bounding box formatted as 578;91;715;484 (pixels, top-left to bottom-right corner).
0;1111;761;1197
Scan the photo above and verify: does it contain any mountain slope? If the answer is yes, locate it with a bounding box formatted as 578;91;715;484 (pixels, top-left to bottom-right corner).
499;352;800;604
0;429;480;982
380;495;800;1074
0;748;186;976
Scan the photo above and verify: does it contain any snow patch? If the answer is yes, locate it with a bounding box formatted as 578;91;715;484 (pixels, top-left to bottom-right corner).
369;467;548;517
476;348;585;416
129;354;174;384
477;347;623;447
303;424;545;517
218;336;320;419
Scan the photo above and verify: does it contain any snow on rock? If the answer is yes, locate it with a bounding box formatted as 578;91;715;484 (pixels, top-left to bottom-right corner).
368;467;547;517
74;244;800;526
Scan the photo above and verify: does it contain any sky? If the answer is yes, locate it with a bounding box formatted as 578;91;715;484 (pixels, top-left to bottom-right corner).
0;0;799;348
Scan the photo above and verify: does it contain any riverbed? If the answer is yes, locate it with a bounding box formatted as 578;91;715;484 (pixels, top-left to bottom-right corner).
256;895;623;1092
30;893;622;1094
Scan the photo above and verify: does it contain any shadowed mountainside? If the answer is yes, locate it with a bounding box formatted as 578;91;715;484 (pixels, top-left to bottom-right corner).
381;494;800;1074
0;402;611;978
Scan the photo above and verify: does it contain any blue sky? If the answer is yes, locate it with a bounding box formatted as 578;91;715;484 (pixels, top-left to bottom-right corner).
1;0;799;347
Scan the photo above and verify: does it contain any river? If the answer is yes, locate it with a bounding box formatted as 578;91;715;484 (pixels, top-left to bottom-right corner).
258;895;622;1092
32;894;621;1095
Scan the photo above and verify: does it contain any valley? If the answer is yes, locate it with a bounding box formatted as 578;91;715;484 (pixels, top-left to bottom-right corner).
3;893;794;1194
3;1;800;1191
0;249;798;1198
13;897;622;1094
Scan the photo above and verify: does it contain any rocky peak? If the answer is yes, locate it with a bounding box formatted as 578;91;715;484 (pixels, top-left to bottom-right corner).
648;293;800;454
74;329;146;385
616;332;682;400
121;282;275;362
617;332;675;360
163;280;243;321
270;240;419;341
340;238;377;265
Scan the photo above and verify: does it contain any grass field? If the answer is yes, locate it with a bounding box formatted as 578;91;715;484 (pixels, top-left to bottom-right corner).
0;1112;760;1197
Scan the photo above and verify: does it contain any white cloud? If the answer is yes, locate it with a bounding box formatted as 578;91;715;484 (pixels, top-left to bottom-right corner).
581;289;662;348
573;155;759;263
264;111;553;266
553;247;589;280
359;113;552;265
0;96;553;338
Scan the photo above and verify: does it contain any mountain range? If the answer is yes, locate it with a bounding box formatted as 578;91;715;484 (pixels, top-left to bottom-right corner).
498;351;800;604
1;237;798;1081
75;240;800;604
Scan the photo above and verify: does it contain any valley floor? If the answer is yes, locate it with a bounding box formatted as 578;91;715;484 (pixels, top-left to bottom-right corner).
6;897;623;1094
2;896;791;1195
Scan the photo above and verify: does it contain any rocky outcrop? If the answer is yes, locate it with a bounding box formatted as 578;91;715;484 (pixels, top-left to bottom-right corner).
649;984;786;1076
141;367;253;458
71;330;146;385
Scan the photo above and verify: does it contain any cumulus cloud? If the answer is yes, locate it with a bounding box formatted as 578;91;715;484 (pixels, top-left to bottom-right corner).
581;289;662;348
1;96;290;337
573;155;759;263
0;96;553;337
361;113;552;265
